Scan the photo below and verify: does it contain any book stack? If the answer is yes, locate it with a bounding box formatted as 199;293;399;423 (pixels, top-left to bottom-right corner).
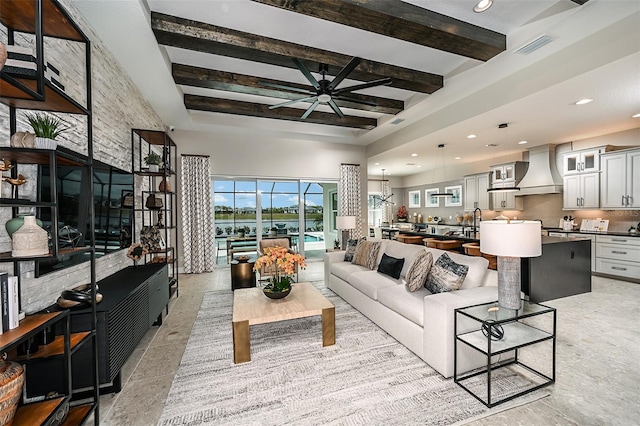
0;272;20;333
4;45;37;77
45;61;65;92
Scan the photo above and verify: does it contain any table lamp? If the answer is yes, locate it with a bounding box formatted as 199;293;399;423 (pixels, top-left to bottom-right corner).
336;216;356;250
480;220;541;309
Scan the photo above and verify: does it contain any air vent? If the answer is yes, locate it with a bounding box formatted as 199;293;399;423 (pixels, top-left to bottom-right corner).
515;35;553;55
390;118;405;125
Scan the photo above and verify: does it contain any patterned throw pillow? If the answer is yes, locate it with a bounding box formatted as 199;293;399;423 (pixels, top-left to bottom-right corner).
352;241;382;270
405;251;434;292
424;253;469;293
377;253;405;279
343;238;363;262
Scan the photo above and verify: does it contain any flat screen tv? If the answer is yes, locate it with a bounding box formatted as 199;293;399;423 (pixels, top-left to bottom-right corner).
37;154;133;277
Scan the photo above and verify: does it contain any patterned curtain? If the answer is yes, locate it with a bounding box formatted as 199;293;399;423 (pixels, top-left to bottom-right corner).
339;163;362;239
381;179;392;224
181;155;214;273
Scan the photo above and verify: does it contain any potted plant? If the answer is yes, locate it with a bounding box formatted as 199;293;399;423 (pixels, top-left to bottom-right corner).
144;151;163;172
253;246;306;299
397;205;408;222
24;112;70;150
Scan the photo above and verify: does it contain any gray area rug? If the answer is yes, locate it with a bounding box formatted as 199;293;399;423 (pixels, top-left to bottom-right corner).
158;282;548;425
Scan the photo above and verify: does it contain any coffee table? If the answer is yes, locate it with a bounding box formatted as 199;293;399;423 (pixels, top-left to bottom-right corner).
232;282;335;364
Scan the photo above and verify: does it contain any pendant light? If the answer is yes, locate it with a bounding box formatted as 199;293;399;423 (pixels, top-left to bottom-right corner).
373;169;394;208
487;123;521;194
432;144;453;198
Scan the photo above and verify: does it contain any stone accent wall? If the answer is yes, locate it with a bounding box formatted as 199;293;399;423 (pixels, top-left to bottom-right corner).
0;0;166;313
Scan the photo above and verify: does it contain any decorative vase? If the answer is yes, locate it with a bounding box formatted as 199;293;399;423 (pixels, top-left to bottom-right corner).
5;214;44;238
12;215;49;257
397;217;407;222
148;164;159;173
34;137;57;150
0;361;24;426
0;42;6;71
158;177;171;193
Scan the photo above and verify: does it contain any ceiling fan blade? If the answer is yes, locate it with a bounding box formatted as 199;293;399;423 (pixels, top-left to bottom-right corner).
258;81;314;95
334;78;392;94
292;58;321;90
301;100;320;119
328;99;345;118
333;94;378;107
327;57;361;91
269;96;318;110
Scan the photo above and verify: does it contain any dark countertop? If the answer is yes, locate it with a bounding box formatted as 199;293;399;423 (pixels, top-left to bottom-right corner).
543;227;640;238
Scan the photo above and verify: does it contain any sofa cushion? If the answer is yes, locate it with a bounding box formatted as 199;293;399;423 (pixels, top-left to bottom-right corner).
425;253;468;293
405;251;434;292
445;252;489;290
382;241;426;278
352;241;381;269
349;270;399;300
343;238;363;262
330;260;369;283
377;284;431;326
377;253;405;279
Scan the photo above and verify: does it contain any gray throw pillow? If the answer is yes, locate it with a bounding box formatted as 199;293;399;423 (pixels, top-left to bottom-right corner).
343;238;363;262
352;241;382;270
405;251;434;292
424;253;468;293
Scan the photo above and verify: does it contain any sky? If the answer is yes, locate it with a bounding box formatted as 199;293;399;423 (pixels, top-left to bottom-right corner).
213;180;324;208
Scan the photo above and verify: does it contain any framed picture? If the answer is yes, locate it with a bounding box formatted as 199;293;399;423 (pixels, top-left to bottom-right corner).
424;188;440;207
445;185;462;207
408;190;421;208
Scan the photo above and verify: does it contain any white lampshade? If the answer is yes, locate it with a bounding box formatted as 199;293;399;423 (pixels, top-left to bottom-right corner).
480;220;542;258
336;215;356;230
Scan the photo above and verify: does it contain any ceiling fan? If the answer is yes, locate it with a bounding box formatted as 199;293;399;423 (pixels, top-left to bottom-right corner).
260;57;392;119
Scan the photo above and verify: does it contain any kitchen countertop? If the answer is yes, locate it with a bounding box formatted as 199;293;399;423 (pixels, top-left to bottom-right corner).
543;228;640;237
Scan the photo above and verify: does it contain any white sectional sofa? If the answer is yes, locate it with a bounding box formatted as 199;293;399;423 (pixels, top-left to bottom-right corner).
324;238;499;378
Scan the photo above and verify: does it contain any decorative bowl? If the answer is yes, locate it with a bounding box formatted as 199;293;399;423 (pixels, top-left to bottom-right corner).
262;286;291;299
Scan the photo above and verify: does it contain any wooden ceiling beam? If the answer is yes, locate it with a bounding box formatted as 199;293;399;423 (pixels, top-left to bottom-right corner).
184;94;378;129
152;12;442;94
173;63;404;115
252;0;506;61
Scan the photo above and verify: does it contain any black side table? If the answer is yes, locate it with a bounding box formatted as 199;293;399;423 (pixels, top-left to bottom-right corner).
231;257;256;290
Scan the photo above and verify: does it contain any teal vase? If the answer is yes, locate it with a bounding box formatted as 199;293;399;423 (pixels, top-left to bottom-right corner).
5;215;44;238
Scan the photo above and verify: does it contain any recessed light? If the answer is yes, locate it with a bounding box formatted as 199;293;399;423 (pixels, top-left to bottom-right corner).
575;98;593;105
417;165;422;168
467;134;477;139
633;113;640;118
485;144;498;147
406;162;415;166
474;0;493;13
518;140;528;145
411;153;418;157
454;157;461;160
374;162;380;165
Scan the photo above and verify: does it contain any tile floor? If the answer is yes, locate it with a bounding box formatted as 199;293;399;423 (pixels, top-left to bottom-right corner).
96;261;640;425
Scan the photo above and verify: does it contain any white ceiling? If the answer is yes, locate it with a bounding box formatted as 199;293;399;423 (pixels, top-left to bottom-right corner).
72;0;640;177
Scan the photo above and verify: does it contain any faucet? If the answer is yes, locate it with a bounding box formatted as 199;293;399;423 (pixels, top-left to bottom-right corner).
473;208;482;238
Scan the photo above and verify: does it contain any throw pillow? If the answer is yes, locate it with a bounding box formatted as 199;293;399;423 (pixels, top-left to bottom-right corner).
352;241;382;270
405;251;434;292
343;238;363;262
377;253;405;279
424;252;469;294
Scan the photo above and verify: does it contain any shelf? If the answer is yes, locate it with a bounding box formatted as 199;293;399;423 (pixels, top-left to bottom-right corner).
0;147;88;167
0;0;85;40
0;74;89;114
13;397;69;426
132;128;176;146
134;169;176;176
0;199;55;208
0;312;63;350
457;322;553;355
0;247;92;262
62;404;94;426
13;332;91;362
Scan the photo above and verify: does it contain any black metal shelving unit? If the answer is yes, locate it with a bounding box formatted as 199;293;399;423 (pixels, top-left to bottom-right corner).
0;0;99;423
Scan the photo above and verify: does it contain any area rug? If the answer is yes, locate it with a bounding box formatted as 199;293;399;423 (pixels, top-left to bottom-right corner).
158;282;548;425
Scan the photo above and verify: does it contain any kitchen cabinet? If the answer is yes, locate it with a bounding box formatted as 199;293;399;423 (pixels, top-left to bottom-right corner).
563;173;599;209
563;148;602;175
490;161;528;184
600;148;640;209
463;172;490;211
595;235;640;281
490;183;523;211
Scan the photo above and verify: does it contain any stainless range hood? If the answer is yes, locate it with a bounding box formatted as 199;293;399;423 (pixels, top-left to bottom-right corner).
517;144;563;195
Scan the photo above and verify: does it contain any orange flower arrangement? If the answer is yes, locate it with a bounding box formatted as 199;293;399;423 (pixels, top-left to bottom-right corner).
253;246;306;291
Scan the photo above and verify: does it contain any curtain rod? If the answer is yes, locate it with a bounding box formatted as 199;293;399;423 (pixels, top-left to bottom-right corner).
181;154;210;158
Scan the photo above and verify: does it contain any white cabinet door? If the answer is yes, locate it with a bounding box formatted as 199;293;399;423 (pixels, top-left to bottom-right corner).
490;183;522;210
627;150;640;208
564;149;600;175
600;153;627;208
581;173;600;209
563;175;581;209
477;173;490;210
464;175;478;211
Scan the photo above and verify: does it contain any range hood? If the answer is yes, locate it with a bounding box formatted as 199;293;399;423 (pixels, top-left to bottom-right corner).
517;144;563;195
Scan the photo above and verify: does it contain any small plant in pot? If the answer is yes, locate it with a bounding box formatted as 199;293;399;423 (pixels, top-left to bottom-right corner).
144;151;163;172
396;205;408;222
25;112;70;150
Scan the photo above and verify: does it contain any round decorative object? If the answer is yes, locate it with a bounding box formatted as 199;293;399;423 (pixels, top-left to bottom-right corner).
11;215;49;257
0;42;6;71
262;286;291;299
481;320;504;341
127;243;148;262
158;177;171;193
0;361;25;426
56;284;103;309
34;137;58;150
236;255;250;263
5;214;44;238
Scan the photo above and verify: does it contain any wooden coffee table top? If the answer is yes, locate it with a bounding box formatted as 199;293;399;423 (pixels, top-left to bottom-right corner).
232;282;333;326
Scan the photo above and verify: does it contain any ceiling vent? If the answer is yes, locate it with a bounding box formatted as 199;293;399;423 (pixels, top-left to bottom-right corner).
515;35;553;55
390;118;405;125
